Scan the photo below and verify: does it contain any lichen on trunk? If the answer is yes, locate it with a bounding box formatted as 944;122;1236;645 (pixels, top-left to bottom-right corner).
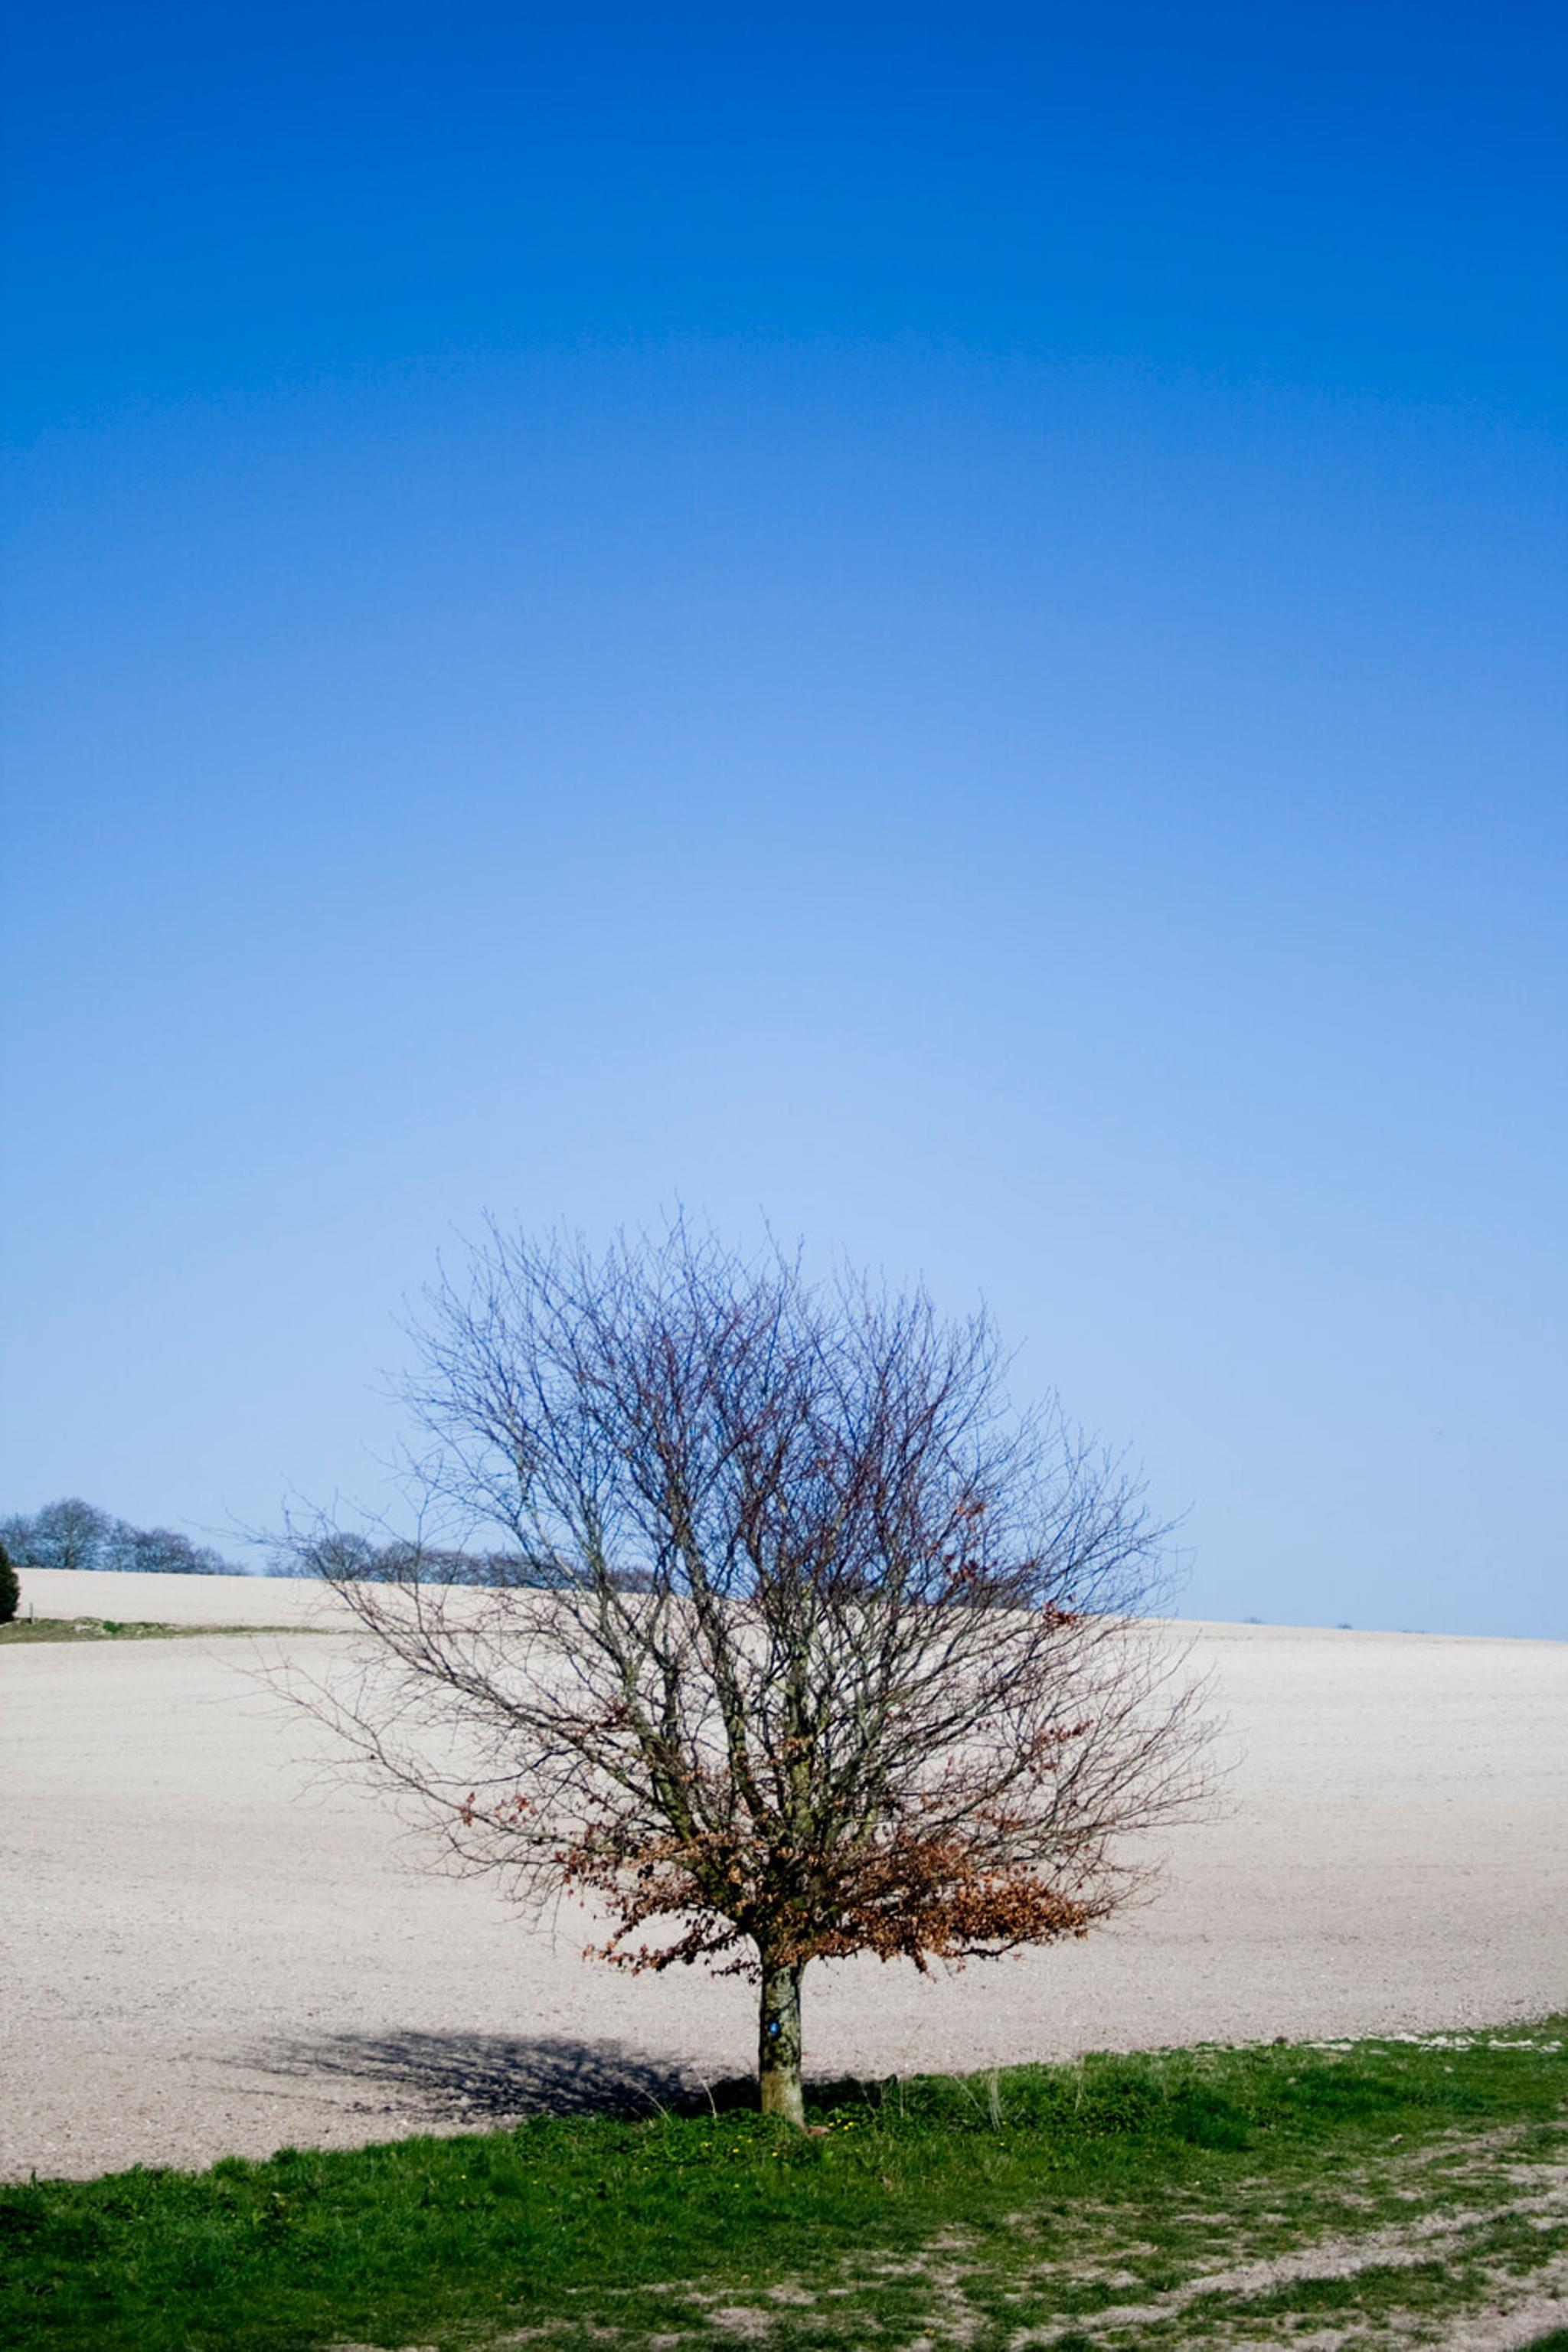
758;1957;805;2126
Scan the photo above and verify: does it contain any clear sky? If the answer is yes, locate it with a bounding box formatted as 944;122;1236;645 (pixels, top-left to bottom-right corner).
3;4;1563;1634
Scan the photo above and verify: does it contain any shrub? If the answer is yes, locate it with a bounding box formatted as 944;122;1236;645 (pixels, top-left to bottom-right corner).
0;1541;18;1625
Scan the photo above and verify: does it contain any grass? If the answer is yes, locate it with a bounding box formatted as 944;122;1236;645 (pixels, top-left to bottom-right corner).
0;1616;315;1644
3;2019;1565;2350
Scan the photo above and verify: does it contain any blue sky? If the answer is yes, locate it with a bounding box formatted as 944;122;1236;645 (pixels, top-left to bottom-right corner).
3;4;1563;1633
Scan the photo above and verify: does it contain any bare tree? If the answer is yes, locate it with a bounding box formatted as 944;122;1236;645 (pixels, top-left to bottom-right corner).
278;1529;557;1588
0;1500;231;1575
0;1498;113;1573
112;1524;230;1576
289;1223;1208;2127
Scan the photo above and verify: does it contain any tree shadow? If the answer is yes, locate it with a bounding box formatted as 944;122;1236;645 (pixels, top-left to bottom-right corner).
253;2029;758;2123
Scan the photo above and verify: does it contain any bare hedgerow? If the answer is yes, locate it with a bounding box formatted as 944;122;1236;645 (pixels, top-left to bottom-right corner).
281;1220;1211;2125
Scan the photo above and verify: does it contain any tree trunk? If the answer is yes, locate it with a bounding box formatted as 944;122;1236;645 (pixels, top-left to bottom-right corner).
757;1957;805;2126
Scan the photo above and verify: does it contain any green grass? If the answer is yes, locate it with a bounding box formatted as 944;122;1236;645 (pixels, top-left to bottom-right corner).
0;1616;313;1644
2;2021;1564;2350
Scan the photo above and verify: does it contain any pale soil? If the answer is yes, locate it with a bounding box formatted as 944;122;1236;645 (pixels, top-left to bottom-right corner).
8;1565;359;1628
2;1573;1564;2183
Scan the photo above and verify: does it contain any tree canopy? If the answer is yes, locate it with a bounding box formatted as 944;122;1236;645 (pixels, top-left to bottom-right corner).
288;1221;1210;2122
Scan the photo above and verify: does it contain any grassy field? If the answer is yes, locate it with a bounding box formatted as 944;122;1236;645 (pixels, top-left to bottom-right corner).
2;2021;1564;2350
0;1616;312;1644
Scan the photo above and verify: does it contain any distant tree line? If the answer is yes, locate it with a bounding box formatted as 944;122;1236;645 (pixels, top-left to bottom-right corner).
0;1495;653;1586
282;1528;652;1590
0;1498;237;1577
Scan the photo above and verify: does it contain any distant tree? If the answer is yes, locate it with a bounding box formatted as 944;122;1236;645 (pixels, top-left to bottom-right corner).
0;1540;18;1625
282;1529;381;1581
0;1498;114;1573
286;1222;1210;2127
281;1527;643;1589
343;1540;511;1588
0;1500;232;1574
109;1524;231;1576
